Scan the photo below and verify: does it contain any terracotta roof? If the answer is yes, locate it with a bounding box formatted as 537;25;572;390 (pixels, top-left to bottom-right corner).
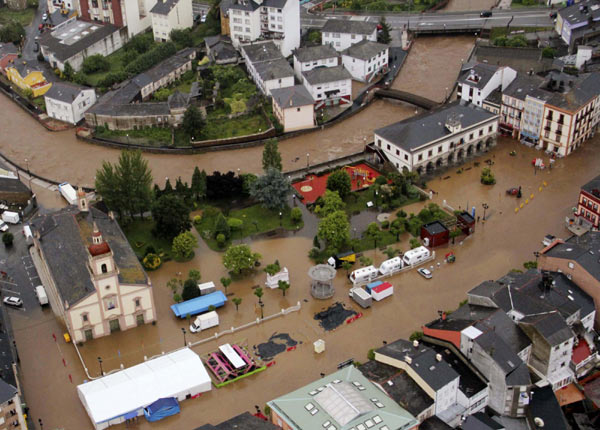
88;241;111;257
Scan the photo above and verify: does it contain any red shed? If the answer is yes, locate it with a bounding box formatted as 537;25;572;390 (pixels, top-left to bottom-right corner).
420;220;449;247
457;212;475;235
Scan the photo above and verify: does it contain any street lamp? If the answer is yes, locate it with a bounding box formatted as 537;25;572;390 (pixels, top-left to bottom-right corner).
181;327;187;347
259;301;264;319
126;134;129;144
482;203;489;221
38;419;43;430
97;357;103;376
533;251;540;263
306;153;310;169
279;211;282;226
237;168;241;176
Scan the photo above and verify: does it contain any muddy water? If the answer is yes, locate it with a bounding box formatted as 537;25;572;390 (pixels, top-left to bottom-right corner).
10;136;600;429
445;0;496;12
392;36;475;103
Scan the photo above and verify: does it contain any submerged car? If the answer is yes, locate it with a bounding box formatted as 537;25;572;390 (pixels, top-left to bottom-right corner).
418;268;432;279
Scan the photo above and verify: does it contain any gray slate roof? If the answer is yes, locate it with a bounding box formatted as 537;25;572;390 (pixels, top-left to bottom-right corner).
322;19;377;35
44;82;90;103
253;58;294;81
167;90;189;109
459;63;500;90
242;42;282;64
473;309;532;356
0;177;32;195
150;0;179;15
519;312;574;347
271;84;314;108
376;339;459;391
342;39;388;61
39;21;120;62
581;174;600;196
527;386;568;430
302;64;351;85
502;74;550;102
31;206;148;306
0;379;17;405
144;47;196;82
0;43;17;58
293;44;338;63
462;412;504;430
195;412;280;430
89;100;170;116
558;0;600;27
545;231;600;282
473;331;531;385
374;101;497;152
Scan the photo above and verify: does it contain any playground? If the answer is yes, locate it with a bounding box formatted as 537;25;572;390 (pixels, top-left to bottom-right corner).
292;163;382;204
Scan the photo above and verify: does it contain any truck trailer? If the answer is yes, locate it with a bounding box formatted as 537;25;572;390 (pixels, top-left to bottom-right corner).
349;287;372;308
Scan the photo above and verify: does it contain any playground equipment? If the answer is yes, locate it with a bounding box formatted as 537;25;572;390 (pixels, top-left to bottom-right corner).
309;264;336;299
345;165;376;187
204;343;258;384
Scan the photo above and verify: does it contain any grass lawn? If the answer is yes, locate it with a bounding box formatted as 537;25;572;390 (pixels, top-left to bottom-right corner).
121;219;174;261
354;229;402;253
31;96;45;111
84;49;129;86
489;26;553;40
95;127;192;147
201;112;270;140
344;187;421;217
0;7;35;26
195;204;304;251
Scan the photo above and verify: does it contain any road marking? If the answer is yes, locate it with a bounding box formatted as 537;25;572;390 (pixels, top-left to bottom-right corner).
24;265;34;270
2;289;20;295
0;280;17;287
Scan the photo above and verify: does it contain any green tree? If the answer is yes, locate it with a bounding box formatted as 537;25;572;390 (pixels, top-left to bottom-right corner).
383;247;397;259
317;210;350;251
359;255;373;266
250;168;291;210
480;167;496;185
220;277;232;294
278;280;290;297
232;297;242;311
182;278;201;301
449;228;461;244
307;30;322;44
172;231;198;260
378;17;392;44
213;212;231;239
264;262;281;276
507;35;527;48
317;190;345;217
167;278;182;293
191;167;207;201
0;22;25;44
262;139;282;171
2;232;13;247
365;222;383;250
223;244;262;275
170;29;193;48
152;194;191;239
254;287;264;302
326;169;352;199
62;62;75;81
390;219;404;241
290;207;303;224
341;261;353;275
182;105;204;138
81;54;110;74
409;238;421;249
188;269;201;283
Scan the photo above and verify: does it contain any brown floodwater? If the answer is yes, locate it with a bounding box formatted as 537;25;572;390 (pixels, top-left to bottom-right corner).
392;35;476;103
444;0;496;12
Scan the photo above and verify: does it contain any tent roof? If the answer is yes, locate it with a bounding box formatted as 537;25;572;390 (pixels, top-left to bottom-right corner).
77;348;211;425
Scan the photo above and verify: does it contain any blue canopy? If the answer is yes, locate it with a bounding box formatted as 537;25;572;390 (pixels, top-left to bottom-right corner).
144;397;180;422
170;291;227;318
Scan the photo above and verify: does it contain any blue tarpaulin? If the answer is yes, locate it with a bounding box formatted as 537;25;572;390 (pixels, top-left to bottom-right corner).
144;397;180;422
170;291;227;318
123;411;137;420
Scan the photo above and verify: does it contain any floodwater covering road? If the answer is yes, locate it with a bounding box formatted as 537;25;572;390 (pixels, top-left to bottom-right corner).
445;0;496;12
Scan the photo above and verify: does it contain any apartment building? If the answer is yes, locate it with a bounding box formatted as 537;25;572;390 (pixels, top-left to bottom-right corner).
44;82;97;125
575;174;600;230
271;85;315;132
242;42;294;95
150;0;193;42
555;0;600;53
301;65;352;110
321;19;377;51
341;40;388;83
292;44;338;80
457;63;516;108
79;0;158;38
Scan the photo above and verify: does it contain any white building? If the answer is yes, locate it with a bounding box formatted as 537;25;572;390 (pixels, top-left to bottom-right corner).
0;379;26;430
341;40;388;83
47;0;77;14
322;19;377;52
301;65;352;110
30;195;156;344
226;0;300;57
457;63;517;108
79;0;158;38
374;102;499;174
271;85;315;132
39;20;123;72
292;44;338;80
150;0;193;42
44;82;97;125
242;42;294;95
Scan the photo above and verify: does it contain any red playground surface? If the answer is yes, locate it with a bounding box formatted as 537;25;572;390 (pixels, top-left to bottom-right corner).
293;163;382;204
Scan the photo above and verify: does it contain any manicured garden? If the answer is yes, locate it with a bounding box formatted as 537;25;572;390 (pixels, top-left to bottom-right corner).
122;219;175;261
0;6;35;26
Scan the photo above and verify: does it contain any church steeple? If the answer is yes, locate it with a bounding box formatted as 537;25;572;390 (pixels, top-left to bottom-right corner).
77;188;88;212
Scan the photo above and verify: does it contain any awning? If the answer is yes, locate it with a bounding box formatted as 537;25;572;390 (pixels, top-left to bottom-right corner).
123;411;137;420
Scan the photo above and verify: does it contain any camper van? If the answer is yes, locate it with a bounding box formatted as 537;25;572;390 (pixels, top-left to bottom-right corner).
378;257;403;275
349;266;379;286
402;246;431;266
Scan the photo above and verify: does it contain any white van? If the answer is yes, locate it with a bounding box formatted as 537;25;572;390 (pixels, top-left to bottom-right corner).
35;285;48;306
189;311;219;333
23;225;33;245
402;246;431;266
1;211;19;224
349;265;379;286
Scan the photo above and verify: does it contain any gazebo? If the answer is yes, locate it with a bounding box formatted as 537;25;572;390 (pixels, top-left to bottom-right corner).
308;264;336;299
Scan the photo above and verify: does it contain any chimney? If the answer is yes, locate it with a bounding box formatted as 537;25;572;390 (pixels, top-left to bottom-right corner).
108;211;115;220
413;340;419;348
404;355;412;364
436;353;442;362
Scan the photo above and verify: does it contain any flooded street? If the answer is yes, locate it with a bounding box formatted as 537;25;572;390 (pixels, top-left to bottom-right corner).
445;0;496;12
392;36;475;103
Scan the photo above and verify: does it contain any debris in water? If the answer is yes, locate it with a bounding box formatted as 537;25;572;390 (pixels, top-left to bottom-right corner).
314;302;357;331
256;333;298;361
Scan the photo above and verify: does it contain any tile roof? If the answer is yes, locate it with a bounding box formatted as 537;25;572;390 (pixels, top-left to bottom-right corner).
195;412;279;429
502;74;550;102
150;0;180;15
271;84;314;108
458;63;500;90
167;90;189;109
374;101;497;152
302;64;352;85
581;174;600;196
242;42;282;64
473;310;532;356
545;231;600;282
253;58;294;81
558;0;600;26
322;19;377;35
462;412;504;430
0;379;17;405
341;40;388;61
519;312;574;346
44;82;91;104
473;330;531;385
293;44;338;62
526;386;568;430
144;47;196;82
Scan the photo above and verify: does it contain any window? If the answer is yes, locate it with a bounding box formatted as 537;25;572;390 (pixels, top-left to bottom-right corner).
479;129;483;136
438;146;442;153
101;263;107;273
82;314;88;322
428;150;433;157
568;262;574;269
396;149;399;156
386;144;390;150
469;133;474;140
377;139;381;146
418;154;423;161
404;154;408;161
135;298;140;307
297;108;301;112
104;296;117;311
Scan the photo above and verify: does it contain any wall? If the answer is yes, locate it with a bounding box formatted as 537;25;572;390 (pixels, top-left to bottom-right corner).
280;0;300;57
48;30;124;72
322;30;377;52
264;75;295;96
45;89;96;124
293;55;337;79
281;103;315;132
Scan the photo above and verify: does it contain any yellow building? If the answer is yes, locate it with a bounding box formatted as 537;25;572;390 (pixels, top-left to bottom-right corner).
6;61;52;97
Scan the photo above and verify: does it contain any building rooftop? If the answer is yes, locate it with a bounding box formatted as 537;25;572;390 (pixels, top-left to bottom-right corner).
527;386;568;430
472;330;531;386
341;40;388;61
376;339;459;391
519;311;574;347
462;412;504;430
195;412;279;429
581;174;600;197
253;58;294;81
473;309;532;356
30;206;148;307
544;72;600;111
227;0;261;12
302;64;352;85
293;44;338;63
150;0;180;15
243;42;282;64
422;220;448;236
458;63;500;90
501;74;551;102
322;19;377;35
374;101;497;153
484;88;503;106
167;90;189;109
144;47;196;83
558;0;600;27
544;231;600;282
419;416;453;430
0;378;17;405
0;176;32;196
89;100;171;116
0;306;17;389
268;365;418;430
0;43;17;58
39;20;119;62
44;82;90;103
271;85;314;108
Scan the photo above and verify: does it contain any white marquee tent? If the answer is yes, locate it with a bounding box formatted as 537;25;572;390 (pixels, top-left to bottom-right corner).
77;348;211;429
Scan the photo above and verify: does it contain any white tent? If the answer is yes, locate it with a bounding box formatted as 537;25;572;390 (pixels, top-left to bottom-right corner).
77;348;211;429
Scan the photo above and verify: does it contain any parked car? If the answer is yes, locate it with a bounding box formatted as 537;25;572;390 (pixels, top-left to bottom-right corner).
550;12;557;19
542;234;557;247
33;42;39;53
480;11;492;17
418;268;432;279
0;221;8;232
42;13;48;21
3;296;23;308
